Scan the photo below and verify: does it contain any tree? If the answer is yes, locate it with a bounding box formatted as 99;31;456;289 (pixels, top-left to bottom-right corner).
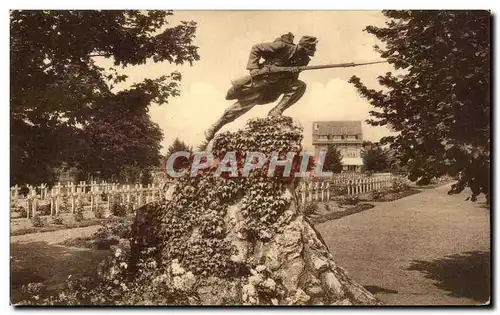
385;149;409;175
362;142;389;172
323;145;343;173
349;10;490;201
165;138;193;172
82;91;164;180
10;10;199;185
166;138;193;157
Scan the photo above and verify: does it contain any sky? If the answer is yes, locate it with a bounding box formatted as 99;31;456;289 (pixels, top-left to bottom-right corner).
97;10;396;153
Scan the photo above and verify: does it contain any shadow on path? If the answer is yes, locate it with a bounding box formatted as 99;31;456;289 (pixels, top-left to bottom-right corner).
408;251;490;303
363;285;399;294
478;202;490;210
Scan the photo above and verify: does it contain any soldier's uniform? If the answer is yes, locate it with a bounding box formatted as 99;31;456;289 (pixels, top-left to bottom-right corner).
205;35;317;142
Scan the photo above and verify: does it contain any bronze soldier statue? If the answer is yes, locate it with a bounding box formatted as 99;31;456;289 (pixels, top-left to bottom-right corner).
204;33;318;143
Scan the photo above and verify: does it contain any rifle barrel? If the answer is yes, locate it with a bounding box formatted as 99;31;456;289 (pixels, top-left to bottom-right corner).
301;60;387;71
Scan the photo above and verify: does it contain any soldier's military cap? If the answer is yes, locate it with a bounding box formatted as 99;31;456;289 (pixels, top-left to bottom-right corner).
298;36;318;45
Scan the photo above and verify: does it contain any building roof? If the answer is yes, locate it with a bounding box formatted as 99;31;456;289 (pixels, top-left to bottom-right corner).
313;121;362;135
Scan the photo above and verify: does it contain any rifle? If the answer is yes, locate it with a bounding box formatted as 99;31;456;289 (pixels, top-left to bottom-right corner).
230;60;387;90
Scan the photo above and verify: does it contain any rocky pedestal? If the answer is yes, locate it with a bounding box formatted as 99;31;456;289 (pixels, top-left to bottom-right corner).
128;116;380;305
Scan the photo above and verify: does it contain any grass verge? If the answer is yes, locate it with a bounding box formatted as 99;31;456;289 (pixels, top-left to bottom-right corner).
310;203;374;224
11;217;130;237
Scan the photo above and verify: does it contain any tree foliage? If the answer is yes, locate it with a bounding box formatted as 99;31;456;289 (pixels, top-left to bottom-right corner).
82;91;164;179
323;145;343;173
166;138;193;157
362;142;389;173
349;10;490;201
10;10;199;185
165;138;193;173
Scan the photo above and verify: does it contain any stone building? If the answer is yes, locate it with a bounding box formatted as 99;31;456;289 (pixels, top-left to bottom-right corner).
312;121;364;172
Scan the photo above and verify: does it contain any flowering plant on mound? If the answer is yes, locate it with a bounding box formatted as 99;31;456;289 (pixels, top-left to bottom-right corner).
129;117;316;302
133;117;314;276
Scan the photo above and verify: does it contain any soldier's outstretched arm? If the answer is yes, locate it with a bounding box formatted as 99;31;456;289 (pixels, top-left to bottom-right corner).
246;41;287;70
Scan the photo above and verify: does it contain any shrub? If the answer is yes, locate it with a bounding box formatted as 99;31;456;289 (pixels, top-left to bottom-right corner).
332;186;348;196
126;203;135;214
337;195;360;207
52;216;64;225
19;206;27;217
129;195;136;205
93;221;131;249
303;202;319;217
59;197;70;213
19;282;46;303
74;211;84;222
12;205;27;218
93;231;119;250
94;203;106;219
111;202;127;217
391;177;411;193
437;175;453;183
346;195;360;205
370;190;384;201
73;200;84;222
39;204;51;216
31;214;45;227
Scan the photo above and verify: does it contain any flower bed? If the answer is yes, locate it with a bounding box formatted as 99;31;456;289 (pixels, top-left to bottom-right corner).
358;188;421;202
309;203;374;224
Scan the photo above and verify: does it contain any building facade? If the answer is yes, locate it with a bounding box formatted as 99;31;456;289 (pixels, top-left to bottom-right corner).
312;121;363;172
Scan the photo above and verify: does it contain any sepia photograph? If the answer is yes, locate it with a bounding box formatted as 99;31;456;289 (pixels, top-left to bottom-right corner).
9;9;491;306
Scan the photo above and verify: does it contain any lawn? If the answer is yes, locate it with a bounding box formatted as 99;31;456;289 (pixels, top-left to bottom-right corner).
11;236;111;303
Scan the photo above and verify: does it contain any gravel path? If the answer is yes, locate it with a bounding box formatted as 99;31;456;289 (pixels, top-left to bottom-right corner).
316;184;490;305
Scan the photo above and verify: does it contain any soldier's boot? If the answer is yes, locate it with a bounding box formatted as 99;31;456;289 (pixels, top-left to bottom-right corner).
204;100;256;142
204;124;219;143
268;80;307;116
225;86;238;100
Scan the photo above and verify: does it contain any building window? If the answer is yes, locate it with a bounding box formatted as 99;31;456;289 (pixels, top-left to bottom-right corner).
344;147;359;157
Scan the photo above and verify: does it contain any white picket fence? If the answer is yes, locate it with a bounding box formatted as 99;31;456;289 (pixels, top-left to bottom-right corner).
10;173;406;218
297;173;397;204
10;180;170;219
